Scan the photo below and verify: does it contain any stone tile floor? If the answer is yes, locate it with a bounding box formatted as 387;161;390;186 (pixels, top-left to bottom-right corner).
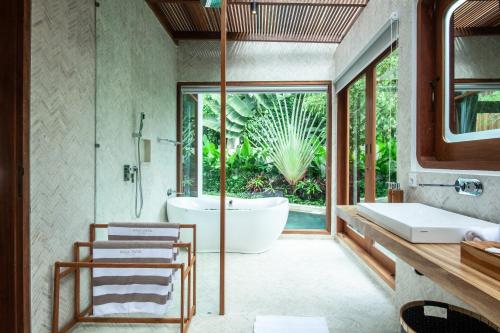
72;237;398;333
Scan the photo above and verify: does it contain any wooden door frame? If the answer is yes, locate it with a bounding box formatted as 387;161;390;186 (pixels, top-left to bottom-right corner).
176;80;333;235
0;0;31;332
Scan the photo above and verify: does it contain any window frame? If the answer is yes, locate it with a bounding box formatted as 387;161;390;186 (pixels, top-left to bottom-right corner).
336;46;398;288
416;0;500;170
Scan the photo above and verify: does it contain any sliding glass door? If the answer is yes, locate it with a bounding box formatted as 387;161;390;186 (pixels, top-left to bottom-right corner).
337;48;399;287
347;50;398;204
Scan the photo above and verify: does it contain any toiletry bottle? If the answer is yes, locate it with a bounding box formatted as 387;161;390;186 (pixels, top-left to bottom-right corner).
387;182;394;203
392;183;404;203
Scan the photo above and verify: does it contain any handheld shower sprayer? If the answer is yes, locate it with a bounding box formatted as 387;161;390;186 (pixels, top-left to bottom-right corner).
134;112;146;218
139;112;145;135
133;112;146;139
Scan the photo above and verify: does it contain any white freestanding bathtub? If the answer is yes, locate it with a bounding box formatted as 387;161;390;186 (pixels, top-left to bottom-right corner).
166;196;289;253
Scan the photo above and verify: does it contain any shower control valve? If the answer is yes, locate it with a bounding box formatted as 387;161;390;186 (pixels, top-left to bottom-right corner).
123;165;131;182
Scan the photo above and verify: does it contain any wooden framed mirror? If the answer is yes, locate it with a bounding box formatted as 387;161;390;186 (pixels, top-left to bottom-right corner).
417;0;500;170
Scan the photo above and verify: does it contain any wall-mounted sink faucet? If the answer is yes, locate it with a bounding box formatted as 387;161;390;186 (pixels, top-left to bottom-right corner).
418;178;483;196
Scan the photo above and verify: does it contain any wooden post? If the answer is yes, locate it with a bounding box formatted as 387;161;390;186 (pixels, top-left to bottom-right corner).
73;243;80;320
52;264;61;333
336;89;349;234
193;225;197;314
180;264;185;333
219;0;227;316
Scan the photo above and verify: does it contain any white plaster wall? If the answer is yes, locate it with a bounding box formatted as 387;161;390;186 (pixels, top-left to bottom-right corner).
455;36;500;79
178;40;336;82
334;0;500;319
95;0;178;223
30;0;95;331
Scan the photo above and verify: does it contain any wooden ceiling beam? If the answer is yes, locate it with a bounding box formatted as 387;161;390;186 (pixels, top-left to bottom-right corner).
172;30;342;42
152;0;368;7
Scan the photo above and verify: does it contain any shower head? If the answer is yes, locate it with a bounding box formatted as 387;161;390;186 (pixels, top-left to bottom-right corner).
139;113;145;135
133;113;146;138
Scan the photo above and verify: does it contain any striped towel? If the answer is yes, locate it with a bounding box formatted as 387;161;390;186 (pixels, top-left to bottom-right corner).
108;222;180;242
92;241;176;316
108;222;181;262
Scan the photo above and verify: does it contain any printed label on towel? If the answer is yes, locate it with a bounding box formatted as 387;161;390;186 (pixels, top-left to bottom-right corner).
93;248;173;259
130;228;154;234
424;306;447;319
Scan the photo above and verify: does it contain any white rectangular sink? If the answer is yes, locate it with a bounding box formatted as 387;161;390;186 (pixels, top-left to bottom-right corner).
357;203;499;243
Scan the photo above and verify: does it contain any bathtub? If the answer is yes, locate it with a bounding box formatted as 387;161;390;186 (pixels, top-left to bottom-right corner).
166;196;289;253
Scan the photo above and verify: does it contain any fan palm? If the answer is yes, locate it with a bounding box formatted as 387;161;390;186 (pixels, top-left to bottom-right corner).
249;94;326;186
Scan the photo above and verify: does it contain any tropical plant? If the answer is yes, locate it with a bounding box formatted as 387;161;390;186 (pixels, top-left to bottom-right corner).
246;175;266;193
202;94;257;138
295;179;322;200
248;93;326;187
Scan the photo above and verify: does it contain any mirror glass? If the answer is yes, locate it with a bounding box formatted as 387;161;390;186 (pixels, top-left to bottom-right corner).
444;0;500;142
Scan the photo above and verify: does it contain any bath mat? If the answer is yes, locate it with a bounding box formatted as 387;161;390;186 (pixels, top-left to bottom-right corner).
254;316;329;333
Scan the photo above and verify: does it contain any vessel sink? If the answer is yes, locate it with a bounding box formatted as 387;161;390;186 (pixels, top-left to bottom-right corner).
357;203;499;244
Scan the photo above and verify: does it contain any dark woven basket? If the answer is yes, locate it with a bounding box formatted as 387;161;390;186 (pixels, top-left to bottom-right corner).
400;301;499;333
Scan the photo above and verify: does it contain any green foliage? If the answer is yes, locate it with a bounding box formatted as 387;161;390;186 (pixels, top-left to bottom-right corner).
295;179;322;200
347;49;399;201
246;175;266;193
198;92;328;206
202;94;257;138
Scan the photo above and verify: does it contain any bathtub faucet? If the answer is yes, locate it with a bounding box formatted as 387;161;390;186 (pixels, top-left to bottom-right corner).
167;188;181;197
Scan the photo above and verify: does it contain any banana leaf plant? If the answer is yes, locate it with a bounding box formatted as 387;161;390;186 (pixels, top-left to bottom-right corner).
202;94;257;138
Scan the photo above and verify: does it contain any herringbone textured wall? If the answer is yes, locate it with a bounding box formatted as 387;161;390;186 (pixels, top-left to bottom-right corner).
95;0;177;224
30;0;95;331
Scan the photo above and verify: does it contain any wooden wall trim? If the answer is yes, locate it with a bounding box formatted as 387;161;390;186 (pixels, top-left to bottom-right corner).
219;0;227;316
176;83;182;193
0;0;31;332
336;89;348;234
326;82;333;233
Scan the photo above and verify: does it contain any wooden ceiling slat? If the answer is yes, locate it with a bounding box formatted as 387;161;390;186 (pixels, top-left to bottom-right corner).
184;2;210;31
150;0;368;43
454;1;500;29
155;0;368;6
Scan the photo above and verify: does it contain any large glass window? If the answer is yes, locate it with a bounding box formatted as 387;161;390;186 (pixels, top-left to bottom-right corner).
181;94;198;196
179;86;330;230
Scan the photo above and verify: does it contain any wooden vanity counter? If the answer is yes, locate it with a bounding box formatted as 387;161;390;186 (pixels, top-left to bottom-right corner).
336;205;500;327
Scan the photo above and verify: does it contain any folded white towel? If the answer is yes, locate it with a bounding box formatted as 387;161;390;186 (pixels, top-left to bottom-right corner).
92;241;176;316
464;225;500;242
